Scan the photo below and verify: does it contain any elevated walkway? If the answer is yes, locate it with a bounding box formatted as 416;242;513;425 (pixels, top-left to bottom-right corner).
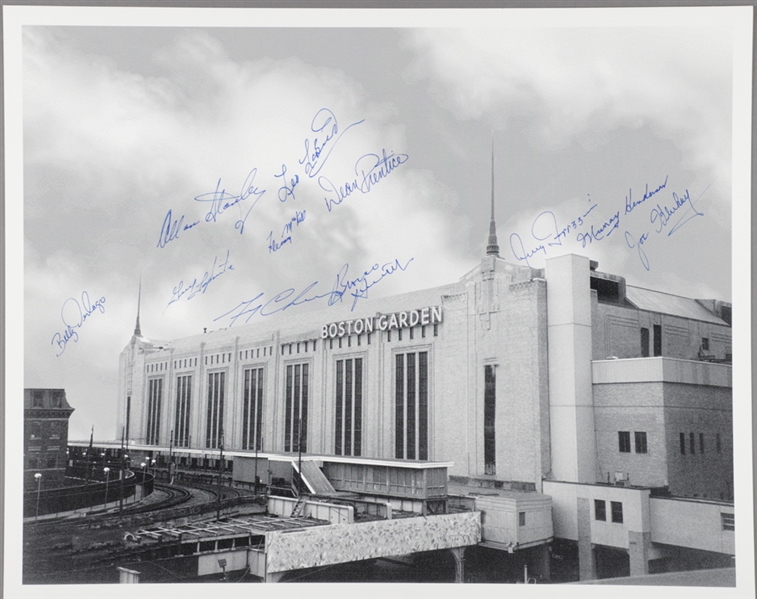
294;460;337;495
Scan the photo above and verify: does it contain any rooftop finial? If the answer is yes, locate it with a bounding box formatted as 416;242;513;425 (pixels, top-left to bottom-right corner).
134;275;142;336
486;130;500;257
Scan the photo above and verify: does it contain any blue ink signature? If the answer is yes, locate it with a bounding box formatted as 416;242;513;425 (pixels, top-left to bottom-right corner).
299;108;365;179
157;209;201;249
193;167;266;234
510;204;598;267
625;175;669;214
650;187;705;236
51;291;106;357
268;210;306;253
332;258;415;311
576;211;621;248
624;230;650;271
319;149;409;212
166;250;234;309
274;164;300;203
214;257;413;327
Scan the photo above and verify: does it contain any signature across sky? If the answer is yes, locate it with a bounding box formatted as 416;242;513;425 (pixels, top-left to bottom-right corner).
19;11;740;439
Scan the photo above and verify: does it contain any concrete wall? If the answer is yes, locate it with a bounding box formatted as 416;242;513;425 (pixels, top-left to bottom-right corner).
593;382;668;488
265;511;481;573
593;303;731;362
544;480;650;549
650;497;735;554
546;254;596;484
662;384;733;499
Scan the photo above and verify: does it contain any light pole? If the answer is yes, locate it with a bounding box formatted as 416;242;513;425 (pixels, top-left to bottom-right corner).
151;458;157;480
140;462;146;478
216;429;224;522
297;416;303;495
103;467;111;509
34;473;42;520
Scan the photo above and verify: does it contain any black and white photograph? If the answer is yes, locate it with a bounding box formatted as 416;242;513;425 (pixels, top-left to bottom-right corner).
4;3;754;597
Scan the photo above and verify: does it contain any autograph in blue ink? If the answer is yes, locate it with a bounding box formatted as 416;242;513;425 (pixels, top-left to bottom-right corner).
157;209;201;249
274;164;300;203
194;167;267;234
299;108;365;179
166;250;234;309
333;258;415;311
214;257;413;327
51;292;106;357
624;230;650;271
625;175;669;214
650;187;705;236
268;210;306;253
510;203;598;267
319;149;409;212
625;186;707;270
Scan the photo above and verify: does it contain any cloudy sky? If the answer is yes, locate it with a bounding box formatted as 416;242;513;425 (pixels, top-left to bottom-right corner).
15;7;747;441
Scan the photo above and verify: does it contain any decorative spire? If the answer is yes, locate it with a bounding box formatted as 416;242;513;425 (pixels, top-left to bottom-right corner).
134;275;142;336
486;131;500;256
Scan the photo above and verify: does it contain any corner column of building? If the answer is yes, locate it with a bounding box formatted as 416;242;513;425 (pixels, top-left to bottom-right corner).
449;547;466;583
628;530;651;576
576;496;596;581
545;254;596;484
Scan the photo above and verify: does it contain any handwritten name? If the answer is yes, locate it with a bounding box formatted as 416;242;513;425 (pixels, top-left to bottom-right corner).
650;188;704;236
267;210;307;253
299;108;365;179
194;167;267;234
166;250;234;309
51;292;106;357
509;204;598;267
214;257;414;328
319;149;409;212
625;175;669;214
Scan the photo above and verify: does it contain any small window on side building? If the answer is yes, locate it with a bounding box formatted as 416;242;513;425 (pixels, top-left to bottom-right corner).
618;431;631;453
594;499;606;521
634;432;647;454
611;501;623;523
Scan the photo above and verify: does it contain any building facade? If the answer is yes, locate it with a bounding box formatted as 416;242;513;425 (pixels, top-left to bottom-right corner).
115;251;732;500
24;388;74;490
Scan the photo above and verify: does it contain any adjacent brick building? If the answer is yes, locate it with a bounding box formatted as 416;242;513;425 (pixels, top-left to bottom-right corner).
24;388;74;490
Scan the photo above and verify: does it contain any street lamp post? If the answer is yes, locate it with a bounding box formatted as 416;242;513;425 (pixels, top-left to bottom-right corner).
34;473;42;520
151;458;156;480
103;467;111;509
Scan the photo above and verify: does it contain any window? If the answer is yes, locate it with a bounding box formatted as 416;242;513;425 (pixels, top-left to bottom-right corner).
484;365;496;474
611;501;623;523
653;324;662;356
242;368;264;451
335;358;363;457
519;511;526;526
395;352;429;460
634;431;647;454
52;390;65;407
618;431;631;453
595;499;606;521
699;433;705;454
174;375;192;448
721;513;735;531
146;378;163;445
716;433;722;453
32;390;44;408
285;363;309;453
701;337;710;351
680;433;686;455
640;328;650;357
46;453;58;469
205;372;225;448
28;421;42;440
689;432;696;454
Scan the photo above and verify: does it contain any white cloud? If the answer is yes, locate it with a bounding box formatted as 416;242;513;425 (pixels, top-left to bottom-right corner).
23;28;472;438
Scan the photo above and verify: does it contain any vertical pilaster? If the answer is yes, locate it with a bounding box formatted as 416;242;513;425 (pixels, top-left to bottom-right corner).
628;530;651;577
546;254;596;483
449;546;466;583
577;496;596;581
